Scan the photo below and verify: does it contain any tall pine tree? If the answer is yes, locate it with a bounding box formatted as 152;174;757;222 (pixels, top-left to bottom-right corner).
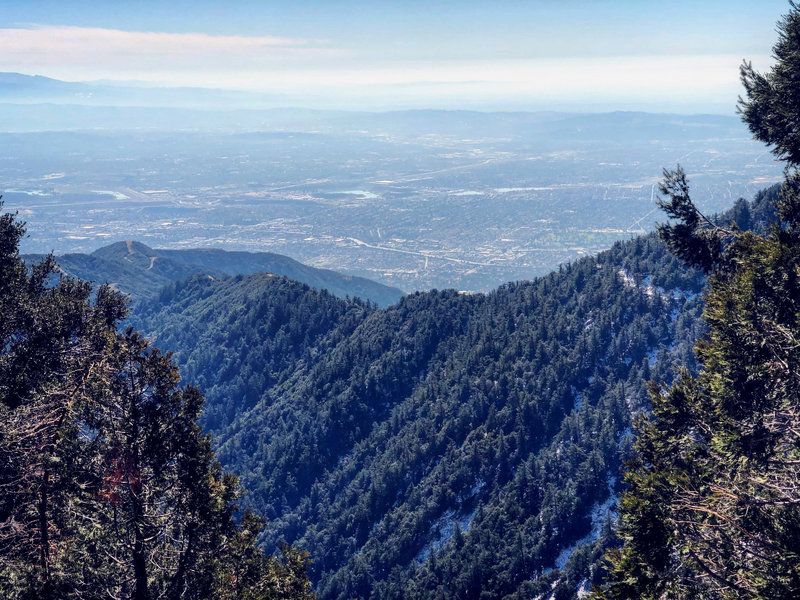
0;203;314;599
596;4;800;599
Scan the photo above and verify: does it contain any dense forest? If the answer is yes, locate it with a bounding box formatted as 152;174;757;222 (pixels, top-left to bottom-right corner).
3;179;783;600
125;188;775;599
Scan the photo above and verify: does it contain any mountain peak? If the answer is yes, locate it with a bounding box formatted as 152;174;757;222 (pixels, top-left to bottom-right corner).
91;240;157;260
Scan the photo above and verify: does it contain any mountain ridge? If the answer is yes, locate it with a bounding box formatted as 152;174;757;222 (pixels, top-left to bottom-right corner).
129;189;768;597
45;184;779;599
130;229;700;599
0;74;750;135
24;240;405;307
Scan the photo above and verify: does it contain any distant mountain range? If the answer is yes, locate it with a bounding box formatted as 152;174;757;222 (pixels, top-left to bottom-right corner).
24;240;405;307
0;72;749;137
0;71;292;110
4;68;781;599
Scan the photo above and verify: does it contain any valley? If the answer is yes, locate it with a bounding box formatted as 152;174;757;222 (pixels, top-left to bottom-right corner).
1;110;781;293
3;3;799;599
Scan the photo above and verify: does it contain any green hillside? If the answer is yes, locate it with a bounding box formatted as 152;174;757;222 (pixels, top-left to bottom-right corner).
130;230;698;598
128;191;781;599
25;240;405;307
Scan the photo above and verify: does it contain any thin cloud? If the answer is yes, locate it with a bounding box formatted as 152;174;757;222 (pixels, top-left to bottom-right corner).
0;24;774;111
0;25;347;73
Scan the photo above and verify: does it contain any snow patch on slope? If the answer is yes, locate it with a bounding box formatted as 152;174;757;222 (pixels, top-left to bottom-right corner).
414;508;476;564
553;477;618;571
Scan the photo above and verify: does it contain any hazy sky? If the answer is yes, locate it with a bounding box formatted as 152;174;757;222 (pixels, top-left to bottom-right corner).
0;0;791;112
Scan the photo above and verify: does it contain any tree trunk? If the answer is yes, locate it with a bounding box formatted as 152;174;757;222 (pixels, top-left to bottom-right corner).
38;467;50;582
133;524;148;600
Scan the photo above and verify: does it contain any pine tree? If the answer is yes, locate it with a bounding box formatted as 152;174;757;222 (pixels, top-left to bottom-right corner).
0;203;314;599
0;203;127;597
596;4;800;599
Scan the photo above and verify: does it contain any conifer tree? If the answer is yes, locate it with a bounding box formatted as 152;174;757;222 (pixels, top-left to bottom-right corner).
596;4;800;599
0;203;314;599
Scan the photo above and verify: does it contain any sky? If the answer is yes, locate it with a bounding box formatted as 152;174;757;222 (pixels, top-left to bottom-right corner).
0;0;792;112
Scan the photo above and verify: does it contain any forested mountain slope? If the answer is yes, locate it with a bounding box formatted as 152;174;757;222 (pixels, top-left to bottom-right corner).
131;229;701;599
128;188;778;599
24;240;405;306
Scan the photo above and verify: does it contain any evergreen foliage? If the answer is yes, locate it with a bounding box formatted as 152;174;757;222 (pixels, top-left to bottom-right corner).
132;220;720;599
8;30;790;594
41;186;776;599
596;5;800;598
5;9;797;594
0;204;314;599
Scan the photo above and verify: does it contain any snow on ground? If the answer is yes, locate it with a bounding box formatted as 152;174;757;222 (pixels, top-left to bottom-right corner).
646;347;659;366
467;478;486;499
618;268;694;303
552;476;618;571
532;578;560;600
414;507;477;564
571;385;583;411
617;269;636;289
